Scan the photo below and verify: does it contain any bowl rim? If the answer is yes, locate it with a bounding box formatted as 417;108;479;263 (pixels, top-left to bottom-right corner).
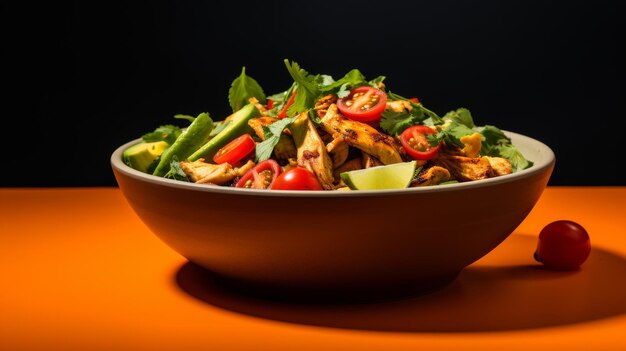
111;129;555;198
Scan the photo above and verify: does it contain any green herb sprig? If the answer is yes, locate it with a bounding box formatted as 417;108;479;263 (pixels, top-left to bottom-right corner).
255;115;298;162
228;67;266;113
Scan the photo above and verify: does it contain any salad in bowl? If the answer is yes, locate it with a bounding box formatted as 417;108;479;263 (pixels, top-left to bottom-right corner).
123;59;533;191
112;60;554;300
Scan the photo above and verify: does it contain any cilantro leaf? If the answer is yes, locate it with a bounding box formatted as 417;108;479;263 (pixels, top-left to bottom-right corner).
228;67;266;113
283;60;320;116
447;122;476;141
163;156;189;181
268;115;296;136
426;118;478;148
480;125;533;172
442;108;475;128
308;109;321;124
380;110;422;136
426;108;477;147
368;75;386;88
319;69;368;98
387;91;443;125
255;115;298;162
142;125;182;145
480;125;511;155
319;74;335;86
497;145;533;172
335;84;352;99
380;92;442;135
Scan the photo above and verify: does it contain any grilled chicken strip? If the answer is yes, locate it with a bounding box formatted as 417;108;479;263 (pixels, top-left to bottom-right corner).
289;112;336;190
320;104;403;165
314;94;338;119
332;157;363;182
248;97;267;115
361;151;383;168
248;117;275;139
180;159;255;184
248;117;297;162
486;156;513;176
411;166;451;187
332;157;364;187
326;137;349;168
386;99;412;113
434;155;493;181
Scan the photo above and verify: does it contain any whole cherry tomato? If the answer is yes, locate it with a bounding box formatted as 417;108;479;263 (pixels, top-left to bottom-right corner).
534;220;591;270
270;167;323;190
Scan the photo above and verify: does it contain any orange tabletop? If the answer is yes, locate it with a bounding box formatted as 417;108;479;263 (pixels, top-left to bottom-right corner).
1;187;625;351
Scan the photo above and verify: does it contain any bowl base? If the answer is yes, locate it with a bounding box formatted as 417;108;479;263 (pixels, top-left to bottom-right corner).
181;262;460;304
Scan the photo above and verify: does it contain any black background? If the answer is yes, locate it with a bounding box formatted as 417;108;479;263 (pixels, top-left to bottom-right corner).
2;0;624;186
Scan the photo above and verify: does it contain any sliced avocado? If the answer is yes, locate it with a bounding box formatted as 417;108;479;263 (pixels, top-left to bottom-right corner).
123;141;169;173
187;103;260;162
152;112;214;177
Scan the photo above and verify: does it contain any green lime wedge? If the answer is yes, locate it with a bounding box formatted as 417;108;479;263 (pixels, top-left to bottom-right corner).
340;161;417;190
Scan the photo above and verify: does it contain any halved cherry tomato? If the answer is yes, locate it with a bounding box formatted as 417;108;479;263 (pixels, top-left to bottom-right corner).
409;97;419;103
270;167;323;190
399;125;441;160
336;86;387;122
235;159;282;189
213;134;256;165
267;99;274;110
277;91;297;118
534;220;591;270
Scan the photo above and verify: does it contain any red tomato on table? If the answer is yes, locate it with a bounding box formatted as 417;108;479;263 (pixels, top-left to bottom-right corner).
534;220;591;270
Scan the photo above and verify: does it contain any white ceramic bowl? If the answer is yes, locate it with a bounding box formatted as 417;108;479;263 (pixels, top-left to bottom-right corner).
111;130;555;301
